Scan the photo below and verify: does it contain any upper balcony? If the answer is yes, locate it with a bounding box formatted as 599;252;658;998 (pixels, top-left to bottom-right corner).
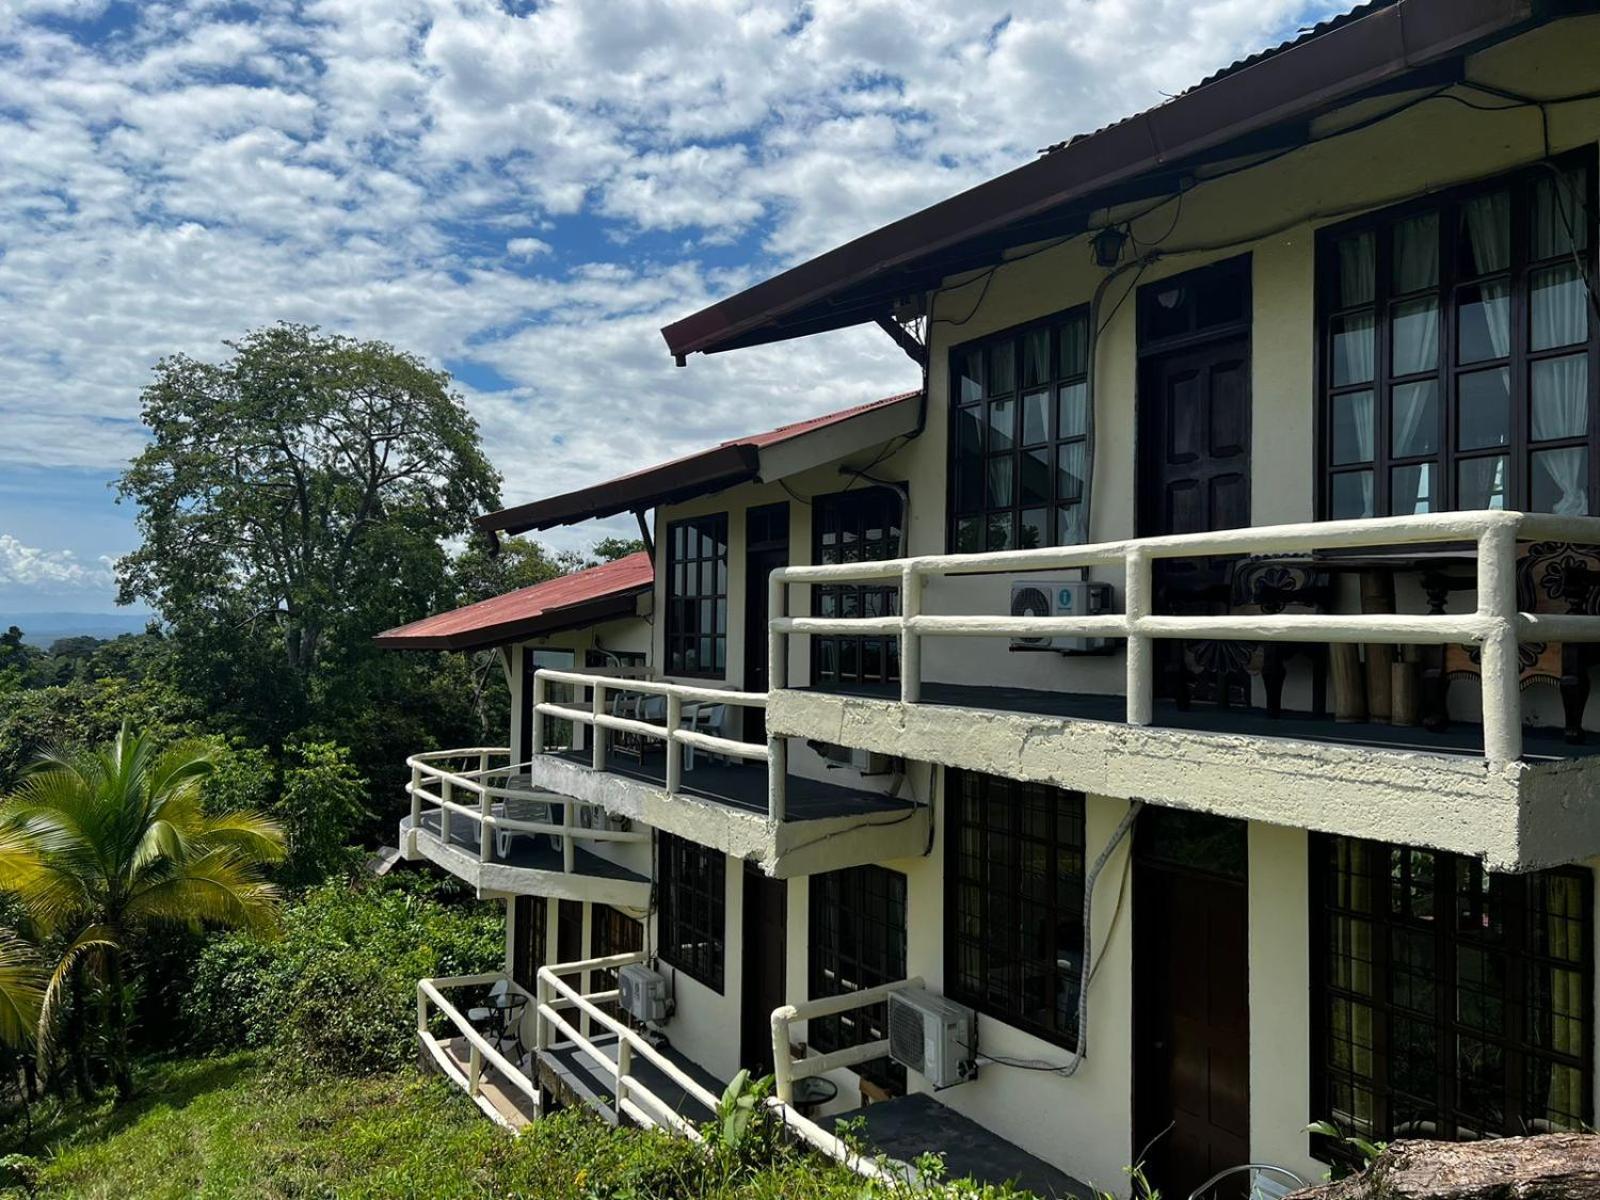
522;669;930;876
765;510;1600;871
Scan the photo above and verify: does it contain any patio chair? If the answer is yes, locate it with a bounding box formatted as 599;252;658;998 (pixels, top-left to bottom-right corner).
496;788;562;859
1186;1163;1308;1200
681;702;726;771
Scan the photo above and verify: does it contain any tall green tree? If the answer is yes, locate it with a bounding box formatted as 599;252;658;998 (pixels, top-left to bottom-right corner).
115;324;501;732
1;726;285;1097
0;830;43;1051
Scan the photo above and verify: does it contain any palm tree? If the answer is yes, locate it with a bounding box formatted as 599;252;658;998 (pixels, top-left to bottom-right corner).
0;724;285;1097
0;828;44;1052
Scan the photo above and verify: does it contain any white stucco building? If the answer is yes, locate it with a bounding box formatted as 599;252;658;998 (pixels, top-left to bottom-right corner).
385;4;1600;1196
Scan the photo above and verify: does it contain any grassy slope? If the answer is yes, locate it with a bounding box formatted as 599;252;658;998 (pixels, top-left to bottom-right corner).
2;1054;959;1200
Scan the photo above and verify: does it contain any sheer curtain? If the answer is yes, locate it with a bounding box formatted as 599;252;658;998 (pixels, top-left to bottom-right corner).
1532;359;1589;514
1465;193;1512;360
1391;383;1435;513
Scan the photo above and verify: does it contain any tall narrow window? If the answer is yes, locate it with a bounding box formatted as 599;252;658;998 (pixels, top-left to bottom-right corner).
1320;155;1597;518
665;513;728;678
659;833;726;992
812;486;902;687
592;904;645;1018
945;770;1086;1047
950;308;1091;553
809;865;908;1091
1311;834;1592;1160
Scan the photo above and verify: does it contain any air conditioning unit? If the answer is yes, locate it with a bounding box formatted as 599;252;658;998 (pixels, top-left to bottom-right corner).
1010;580;1114;653
887;987;976;1089
814;742;896;775
577;803;631;833
618;963;669;1024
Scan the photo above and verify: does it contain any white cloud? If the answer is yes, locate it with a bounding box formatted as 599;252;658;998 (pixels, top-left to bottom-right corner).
506;236;552;259
0;534;114;590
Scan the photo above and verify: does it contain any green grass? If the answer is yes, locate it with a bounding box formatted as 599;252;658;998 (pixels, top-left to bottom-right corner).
0;1054;1024;1199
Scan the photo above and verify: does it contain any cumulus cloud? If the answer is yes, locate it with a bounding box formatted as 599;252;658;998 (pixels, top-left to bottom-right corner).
0;534;114;591
0;0;1348;551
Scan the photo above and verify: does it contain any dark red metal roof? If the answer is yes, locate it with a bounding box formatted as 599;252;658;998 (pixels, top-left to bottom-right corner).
374;552;653;652
660;0;1546;361
477;390;921;536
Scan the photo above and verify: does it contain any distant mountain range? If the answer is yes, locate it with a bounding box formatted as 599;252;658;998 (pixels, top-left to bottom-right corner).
2;611;155;646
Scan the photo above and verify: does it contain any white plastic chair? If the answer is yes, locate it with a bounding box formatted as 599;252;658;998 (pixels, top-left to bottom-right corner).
680;702;725;771
1187;1164;1309;1200
496;789;561;859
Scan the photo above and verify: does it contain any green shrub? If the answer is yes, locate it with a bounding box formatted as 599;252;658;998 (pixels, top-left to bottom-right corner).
185;878;502;1075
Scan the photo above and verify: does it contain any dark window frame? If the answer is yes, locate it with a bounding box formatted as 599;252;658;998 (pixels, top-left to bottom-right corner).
1308;833;1594;1164
658;832;726;993
809;864;908;1091
944;769;1087;1049
811;486;904;688
947;306;1092;554
665;513;729;679
1317;152;1600;520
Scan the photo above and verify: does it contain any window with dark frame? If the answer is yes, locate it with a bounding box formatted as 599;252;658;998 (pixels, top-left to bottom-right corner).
511;895;547;993
808;864;908;1092
1311;833;1592;1160
949;307;1091;554
665;513;728;678
1320;155;1598;520
658;832;726;992
945;769;1087;1047
812;486;902;688
592;904;645;1018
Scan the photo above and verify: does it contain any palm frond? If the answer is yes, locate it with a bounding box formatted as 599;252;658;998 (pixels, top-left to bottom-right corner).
124;850;282;937
144;740;221;822
0;928;44;1050
35;923;118;1071
192;810;286;865
130;818;192;878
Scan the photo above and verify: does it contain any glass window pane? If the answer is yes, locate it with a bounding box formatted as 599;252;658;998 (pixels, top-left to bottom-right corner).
986;511;1014;551
1533;167;1589;260
1532;447;1589;516
1022;329;1050;389
1458;368;1511;451
1459;455;1509;510
1392;463;1436;515
1392;298;1439;375
1458;280;1511;364
1331;471;1374;519
955;404;983;458
1332;311;1375;386
1021;389;1049;445
1393;212;1440;293
1059;316;1088;378
1057;504;1085;545
1336;232;1376;307
1391;381;1439;458
1019;507;1048;550
957;350;983;403
1057;442;1086;503
1532;355;1589;441
1531;264;1588;351
1058;382;1087;439
1332;390;1375;465
1459;191;1511;276
986;456;1014;507
954;516;982;553
1021;447;1050;504
988;398;1015;453
988;340;1015;395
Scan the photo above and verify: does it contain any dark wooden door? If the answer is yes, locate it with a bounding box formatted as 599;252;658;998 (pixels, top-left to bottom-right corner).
511;896;547;992
743;503;790;741
1133;816;1250;1199
1138;336;1251;540
740;864;788;1075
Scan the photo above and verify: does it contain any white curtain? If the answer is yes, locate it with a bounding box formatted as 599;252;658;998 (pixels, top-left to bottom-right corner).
1336;313;1375;386
1391;381;1434;458
1393;212;1439;293
1532;356;1590;515
1350;390;1375;463
1533;265;1587;351
1533;169;1589;260
1463;192;1511;274
1392;299;1439;375
1338;232;1375;307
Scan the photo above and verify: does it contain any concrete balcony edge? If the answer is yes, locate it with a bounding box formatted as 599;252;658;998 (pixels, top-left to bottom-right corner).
399;816;652;907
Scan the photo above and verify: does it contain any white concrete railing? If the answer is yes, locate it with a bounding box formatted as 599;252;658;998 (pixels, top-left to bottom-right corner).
531;669;789;821
534;951;720;1138
769;510;1600;766
765;980;924;1185
406;748;649;873
416;973;540;1131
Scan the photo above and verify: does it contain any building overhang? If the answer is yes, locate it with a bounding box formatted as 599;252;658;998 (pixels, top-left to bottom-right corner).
399;815;653;907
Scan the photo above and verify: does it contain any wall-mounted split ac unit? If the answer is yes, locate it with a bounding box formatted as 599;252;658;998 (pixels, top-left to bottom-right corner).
577;803;631;834
618;962;669;1024
1009;580;1114;654
887;987;977;1089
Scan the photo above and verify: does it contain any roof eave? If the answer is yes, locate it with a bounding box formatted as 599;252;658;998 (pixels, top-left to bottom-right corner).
373;589;647;653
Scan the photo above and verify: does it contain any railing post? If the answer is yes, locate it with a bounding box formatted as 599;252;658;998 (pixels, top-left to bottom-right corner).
1125;547;1153;726
535;973;550;1053
531;671;546;758
1478;519;1523;765
591;681;607;772
478;777;492;864
768;734;787;824
769;569;788;690
900;564;922;704
440;776;452;844
417;982;429;1045
468;1041;483;1098
771;1006;795;1104
666;692;683;795
409;761;422;829
616;1038;632;1120
562;801;575;874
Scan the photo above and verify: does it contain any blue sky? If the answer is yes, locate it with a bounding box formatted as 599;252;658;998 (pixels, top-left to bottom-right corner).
0;0;1342;617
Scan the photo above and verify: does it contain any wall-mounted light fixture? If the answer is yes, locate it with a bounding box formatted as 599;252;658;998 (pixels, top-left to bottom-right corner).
1092;226;1127;269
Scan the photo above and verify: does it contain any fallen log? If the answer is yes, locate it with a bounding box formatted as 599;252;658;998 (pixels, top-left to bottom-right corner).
1291;1136;1600;1200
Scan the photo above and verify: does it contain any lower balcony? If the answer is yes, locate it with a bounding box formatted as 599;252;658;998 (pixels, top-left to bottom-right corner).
401;750;651;906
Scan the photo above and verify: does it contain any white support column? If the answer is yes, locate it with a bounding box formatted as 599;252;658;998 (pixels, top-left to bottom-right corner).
440;776;452;844
900;564;923;704
768;569;788;690
770;1006;796;1104
615;1038;633;1120
468;1042;483;1097
1477;520;1523;765
531;672;546;758
478;779;492;864
535;973;551;1053
1125;547;1154;726
591;681;607;772
562;799;575;874
409;762;422;829
666;693;683;795
768;735;787;824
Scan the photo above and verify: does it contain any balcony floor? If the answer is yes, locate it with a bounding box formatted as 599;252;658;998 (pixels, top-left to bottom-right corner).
416;809;649;884
547;750;917;821
795;681;1600;764
539;1032;722;1128
833;1093;1089;1199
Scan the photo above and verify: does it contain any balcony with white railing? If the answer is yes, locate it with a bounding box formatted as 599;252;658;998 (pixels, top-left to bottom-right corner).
522;670;930;874
765;511;1600;870
417;974;541;1131
400;748;652;905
